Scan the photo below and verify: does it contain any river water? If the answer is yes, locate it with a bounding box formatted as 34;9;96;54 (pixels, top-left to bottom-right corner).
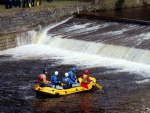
91;6;150;21
0;7;150;113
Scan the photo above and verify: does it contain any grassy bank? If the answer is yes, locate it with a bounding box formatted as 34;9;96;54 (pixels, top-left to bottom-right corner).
0;0;150;16
0;0;90;16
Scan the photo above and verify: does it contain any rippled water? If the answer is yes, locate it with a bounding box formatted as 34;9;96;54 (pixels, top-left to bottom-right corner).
1;58;150;113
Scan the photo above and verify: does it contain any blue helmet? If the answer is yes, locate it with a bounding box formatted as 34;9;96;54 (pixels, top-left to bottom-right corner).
71;67;76;72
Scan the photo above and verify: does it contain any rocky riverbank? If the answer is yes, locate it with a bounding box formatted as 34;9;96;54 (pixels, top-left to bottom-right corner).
0;2;91;36
0;1;91;50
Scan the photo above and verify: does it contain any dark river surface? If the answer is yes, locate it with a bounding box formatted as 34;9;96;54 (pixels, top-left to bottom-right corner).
1;6;150;113
1;59;150;113
91;6;150;21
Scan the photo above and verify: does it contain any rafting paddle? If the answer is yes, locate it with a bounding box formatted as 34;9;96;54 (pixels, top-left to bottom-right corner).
92;81;102;90
95;83;102;90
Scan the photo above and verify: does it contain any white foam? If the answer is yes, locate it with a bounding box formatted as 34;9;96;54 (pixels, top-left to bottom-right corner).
1;44;150;77
1;17;150;78
135;79;150;84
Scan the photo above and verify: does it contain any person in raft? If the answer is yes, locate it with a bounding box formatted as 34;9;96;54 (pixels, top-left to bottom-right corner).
80;70;92;89
62;72;77;89
38;69;52;87
51;71;61;88
68;67;77;83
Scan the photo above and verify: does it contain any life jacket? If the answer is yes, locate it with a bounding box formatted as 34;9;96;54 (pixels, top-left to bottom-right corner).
62;77;72;89
38;74;43;83
38;74;47;84
82;74;89;83
68;71;76;82
62;77;68;84
51;74;57;84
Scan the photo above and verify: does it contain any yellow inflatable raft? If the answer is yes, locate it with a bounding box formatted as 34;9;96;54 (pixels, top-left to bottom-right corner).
34;77;101;97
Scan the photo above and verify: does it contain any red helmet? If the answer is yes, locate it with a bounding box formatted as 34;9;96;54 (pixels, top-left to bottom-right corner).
84;70;89;75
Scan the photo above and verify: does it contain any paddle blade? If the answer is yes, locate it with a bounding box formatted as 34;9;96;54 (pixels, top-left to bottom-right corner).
95;83;102;90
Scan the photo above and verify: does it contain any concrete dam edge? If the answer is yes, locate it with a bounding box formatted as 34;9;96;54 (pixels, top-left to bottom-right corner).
0;3;90;50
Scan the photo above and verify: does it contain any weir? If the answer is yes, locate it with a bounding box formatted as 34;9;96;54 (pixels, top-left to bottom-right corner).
15;32;150;65
1;16;150;72
75;13;150;25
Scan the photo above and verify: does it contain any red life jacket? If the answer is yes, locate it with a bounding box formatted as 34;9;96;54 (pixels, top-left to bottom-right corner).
82;74;91;83
81;74;91;89
82;74;88;83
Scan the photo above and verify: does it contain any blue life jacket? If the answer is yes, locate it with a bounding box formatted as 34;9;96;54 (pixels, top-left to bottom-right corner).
68;71;76;82
51;74;59;85
62;77;76;89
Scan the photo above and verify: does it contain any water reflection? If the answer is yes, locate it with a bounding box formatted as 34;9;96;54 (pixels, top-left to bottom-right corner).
92;6;150;21
33;92;101;113
79;93;93;113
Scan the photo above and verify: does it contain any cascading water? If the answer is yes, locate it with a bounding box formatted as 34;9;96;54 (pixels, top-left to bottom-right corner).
16;30;37;46
1;17;150;76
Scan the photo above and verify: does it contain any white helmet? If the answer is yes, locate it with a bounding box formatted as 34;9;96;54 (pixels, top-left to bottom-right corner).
55;71;59;75
65;72;69;77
